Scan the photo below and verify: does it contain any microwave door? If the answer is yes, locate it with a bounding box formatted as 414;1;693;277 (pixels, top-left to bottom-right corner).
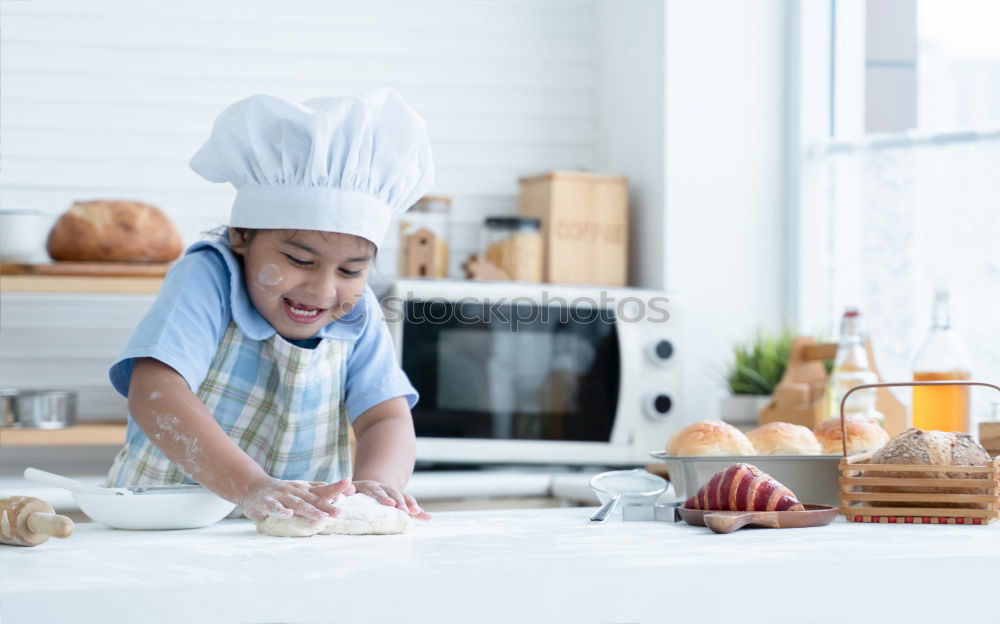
403;300;620;444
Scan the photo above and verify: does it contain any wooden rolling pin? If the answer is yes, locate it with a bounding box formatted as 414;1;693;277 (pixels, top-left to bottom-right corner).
0;496;75;547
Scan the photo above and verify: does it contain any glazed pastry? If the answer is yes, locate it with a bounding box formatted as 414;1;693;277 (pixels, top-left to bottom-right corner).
683;463;805;512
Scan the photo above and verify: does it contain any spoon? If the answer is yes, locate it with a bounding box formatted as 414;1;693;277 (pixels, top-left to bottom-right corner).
24;468;127;496
589;494;622;523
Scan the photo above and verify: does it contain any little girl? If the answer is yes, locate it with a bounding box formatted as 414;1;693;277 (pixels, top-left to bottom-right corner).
105;89;433;523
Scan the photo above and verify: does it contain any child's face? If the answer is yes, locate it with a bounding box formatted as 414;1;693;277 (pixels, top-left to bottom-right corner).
230;229;374;341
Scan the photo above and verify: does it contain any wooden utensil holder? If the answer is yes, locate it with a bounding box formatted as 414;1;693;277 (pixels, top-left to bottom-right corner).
758;337;906;435
838;381;1000;525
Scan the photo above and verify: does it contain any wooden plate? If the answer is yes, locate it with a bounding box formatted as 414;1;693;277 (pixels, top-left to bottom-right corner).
678;504;839;534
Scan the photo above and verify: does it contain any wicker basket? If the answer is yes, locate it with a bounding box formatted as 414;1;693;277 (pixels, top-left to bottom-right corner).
838;381;1000;525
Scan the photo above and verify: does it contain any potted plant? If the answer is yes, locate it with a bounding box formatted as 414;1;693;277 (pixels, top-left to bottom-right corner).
720;329;797;426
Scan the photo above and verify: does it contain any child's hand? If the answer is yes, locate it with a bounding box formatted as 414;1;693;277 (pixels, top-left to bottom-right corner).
353;480;432;520
239;476;355;521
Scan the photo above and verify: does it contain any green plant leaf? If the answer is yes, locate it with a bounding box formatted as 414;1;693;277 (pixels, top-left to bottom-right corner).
725;328;798;396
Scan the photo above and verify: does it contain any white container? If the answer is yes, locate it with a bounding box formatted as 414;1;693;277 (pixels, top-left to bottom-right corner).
718;394;771;426
0;210;44;262
650;452;843;508
74;488;236;530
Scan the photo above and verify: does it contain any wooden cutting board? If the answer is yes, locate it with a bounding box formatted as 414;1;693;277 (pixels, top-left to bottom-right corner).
0;262;172;277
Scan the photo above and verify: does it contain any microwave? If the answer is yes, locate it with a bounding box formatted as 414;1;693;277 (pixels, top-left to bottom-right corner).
382;279;684;466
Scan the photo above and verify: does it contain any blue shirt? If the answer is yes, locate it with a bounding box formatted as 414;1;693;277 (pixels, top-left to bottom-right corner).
109;240;417;421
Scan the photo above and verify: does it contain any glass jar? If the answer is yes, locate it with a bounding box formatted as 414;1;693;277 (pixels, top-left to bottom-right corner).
483;216;543;282
398;196;451;278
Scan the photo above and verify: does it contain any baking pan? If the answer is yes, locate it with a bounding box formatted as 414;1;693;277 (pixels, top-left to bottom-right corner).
649;452;842;508
0;389;77;429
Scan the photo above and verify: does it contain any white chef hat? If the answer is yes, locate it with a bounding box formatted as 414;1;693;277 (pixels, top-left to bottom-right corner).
189;88;434;247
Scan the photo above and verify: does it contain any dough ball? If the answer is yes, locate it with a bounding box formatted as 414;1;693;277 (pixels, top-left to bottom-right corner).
318;492;411;535
256;514;325;538
255;493;411;538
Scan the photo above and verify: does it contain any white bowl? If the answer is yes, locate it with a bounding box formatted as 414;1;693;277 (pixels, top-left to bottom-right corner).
74;488;236;530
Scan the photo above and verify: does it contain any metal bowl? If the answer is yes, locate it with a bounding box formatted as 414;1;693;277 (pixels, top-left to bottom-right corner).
0;389;78;429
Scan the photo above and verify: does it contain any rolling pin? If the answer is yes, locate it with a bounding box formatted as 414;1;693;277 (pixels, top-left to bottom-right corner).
0;496;75;547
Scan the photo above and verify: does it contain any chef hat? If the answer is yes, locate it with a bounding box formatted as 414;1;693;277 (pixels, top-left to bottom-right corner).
190;88;434;247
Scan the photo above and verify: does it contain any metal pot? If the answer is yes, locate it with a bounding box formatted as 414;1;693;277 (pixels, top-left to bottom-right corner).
0;389;78;429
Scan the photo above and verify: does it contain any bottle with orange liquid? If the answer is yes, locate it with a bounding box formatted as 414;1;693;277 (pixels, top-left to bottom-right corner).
912;290;972;432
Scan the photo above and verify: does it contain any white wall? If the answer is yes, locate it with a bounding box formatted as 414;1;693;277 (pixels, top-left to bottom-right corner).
0;0;602;282
662;0;789;421
0;0;607;419
1;0;793;430
597;0;667;290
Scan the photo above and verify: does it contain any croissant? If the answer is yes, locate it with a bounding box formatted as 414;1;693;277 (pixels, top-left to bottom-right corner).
683;463;805;511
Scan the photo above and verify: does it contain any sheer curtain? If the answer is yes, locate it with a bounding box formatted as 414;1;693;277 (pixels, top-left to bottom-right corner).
801;131;1000;421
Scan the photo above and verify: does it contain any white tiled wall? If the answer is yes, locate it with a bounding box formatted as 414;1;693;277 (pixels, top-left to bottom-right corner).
0;0;603;419
0;0;602;282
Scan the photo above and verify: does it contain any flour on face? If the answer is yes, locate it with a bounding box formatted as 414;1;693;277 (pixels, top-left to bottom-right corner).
256;493;411;537
258;264;284;286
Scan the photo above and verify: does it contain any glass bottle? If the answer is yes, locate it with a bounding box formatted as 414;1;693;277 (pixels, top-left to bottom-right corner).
912;290;972;432
824;308;882;423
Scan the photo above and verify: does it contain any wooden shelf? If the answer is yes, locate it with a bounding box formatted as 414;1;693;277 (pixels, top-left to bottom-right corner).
0;275;163;294
0;423;127;447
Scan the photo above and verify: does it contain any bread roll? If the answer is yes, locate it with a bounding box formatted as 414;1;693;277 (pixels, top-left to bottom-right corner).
867;428;992;509
747;422;822;455
813;414;889;455
47;200;182;262
667;420;755;456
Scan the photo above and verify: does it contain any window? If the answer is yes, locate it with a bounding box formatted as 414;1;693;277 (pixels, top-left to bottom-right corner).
797;0;1000;423
918;0;1000;130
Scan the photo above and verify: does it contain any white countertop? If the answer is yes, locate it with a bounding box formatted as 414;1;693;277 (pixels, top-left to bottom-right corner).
0;469;610;510
3;508;998;624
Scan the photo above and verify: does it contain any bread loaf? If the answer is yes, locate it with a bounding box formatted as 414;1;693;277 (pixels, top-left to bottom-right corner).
667;420;755;456
814;414;889;455
683;463;805;512
47;200;182;262
866;428;992;509
747;422;822;455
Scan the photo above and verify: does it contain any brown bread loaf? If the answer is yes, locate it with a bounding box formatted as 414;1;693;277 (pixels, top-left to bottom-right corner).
47;200;182;262
867;428;992;509
683;463;805;512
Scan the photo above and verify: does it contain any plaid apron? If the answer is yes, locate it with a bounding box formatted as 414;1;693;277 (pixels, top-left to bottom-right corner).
106;322;352;487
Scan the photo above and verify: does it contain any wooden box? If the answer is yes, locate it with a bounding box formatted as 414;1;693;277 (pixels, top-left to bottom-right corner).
839;453;999;525
980;422;1000;457
518;171;628;286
